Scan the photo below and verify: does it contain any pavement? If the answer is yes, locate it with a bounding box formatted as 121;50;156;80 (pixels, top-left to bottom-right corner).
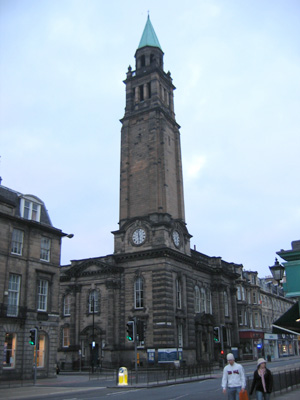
1;359;300;400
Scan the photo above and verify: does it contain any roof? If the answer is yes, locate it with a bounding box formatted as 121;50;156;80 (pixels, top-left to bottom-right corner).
138;15;162;50
0;184;52;226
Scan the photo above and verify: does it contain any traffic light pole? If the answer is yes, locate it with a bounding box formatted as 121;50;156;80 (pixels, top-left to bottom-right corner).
33;328;38;385
133;317;138;383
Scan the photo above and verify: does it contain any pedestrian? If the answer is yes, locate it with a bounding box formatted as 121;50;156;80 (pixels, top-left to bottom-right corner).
250;358;273;400
222;353;246;400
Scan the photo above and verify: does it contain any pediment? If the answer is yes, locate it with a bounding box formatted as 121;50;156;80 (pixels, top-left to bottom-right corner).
61;259;123;280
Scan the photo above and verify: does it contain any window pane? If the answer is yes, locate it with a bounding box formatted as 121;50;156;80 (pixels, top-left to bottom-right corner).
40;237;51;261
64;295;71;316
176;280;181;309
24;200;30;219
11;229;23;255
32;203;38;221
3;333;16;368
135;278;143;308
7;274;21;316
38;280;48;311
195;286;200;313
63;327;70;347
37;334;45;367
89;290;99;313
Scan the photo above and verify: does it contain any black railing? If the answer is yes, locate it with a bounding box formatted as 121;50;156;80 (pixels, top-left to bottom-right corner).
111;362;213;386
247;367;300;398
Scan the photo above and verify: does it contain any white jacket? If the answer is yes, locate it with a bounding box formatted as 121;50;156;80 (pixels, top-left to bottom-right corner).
222;362;246;389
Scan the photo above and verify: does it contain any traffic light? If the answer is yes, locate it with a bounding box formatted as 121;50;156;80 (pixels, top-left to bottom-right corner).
126;321;135;342
220;350;224;356
136;320;144;341
213;326;220;343
29;328;37;346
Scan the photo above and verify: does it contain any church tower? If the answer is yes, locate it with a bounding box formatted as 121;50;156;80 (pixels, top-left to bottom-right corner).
114;16;191;255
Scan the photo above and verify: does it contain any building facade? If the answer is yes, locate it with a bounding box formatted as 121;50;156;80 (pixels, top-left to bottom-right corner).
235;268;295;360
57;17;241;370
0;185;65;381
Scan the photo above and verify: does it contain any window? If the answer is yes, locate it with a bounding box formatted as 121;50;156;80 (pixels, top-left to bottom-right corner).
249;312;253;328
135;277;144;309
176;279;182;309
177;324;183;348
207;290;212;314
89;290;99;313
37;279;48;311
237;286;241;300
253;291;257;304
3;333;16;368
20;198;41;221
63;295;71;316
200;288;206;313
37;334;45;367
224;291;229;317
11;228;24;255
244;311;248;326
40;237;51;261
194;286;200;313
241;287;246;301
63;327;70;347
7;274;21;316
254;312;261;328
238;310;243;325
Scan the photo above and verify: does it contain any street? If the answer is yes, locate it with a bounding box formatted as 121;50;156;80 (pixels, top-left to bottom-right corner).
2;357;300;400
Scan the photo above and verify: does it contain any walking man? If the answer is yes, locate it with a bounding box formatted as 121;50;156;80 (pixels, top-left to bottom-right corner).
222;353;246;400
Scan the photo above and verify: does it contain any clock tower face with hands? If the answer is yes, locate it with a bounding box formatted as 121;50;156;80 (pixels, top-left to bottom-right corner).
113;16;191;255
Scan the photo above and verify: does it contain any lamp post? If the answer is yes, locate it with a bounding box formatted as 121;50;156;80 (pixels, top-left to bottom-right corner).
269;258;285;285
89;291;95;374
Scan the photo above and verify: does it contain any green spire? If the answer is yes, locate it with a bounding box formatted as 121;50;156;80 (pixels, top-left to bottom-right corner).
138;15;162;50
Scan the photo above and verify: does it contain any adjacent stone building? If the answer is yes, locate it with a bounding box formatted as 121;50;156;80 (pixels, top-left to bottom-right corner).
0;185;65;381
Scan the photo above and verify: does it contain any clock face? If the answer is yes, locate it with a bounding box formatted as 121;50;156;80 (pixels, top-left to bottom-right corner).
172;230;180;247
132;228;146;245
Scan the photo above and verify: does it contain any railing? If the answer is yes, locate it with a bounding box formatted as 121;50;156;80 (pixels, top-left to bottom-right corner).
110;362;213;386
247;367;300;398
0;303;27;319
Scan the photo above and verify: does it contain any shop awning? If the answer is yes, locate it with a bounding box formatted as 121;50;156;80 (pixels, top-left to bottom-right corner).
272;302;300;335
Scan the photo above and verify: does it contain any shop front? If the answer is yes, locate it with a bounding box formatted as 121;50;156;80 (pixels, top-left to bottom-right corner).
239;331;264;361
264;333;279;360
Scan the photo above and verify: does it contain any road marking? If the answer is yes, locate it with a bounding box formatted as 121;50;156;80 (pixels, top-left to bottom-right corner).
107;389;142;396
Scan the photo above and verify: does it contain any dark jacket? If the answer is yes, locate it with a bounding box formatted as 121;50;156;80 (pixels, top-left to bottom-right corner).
250;368;273;394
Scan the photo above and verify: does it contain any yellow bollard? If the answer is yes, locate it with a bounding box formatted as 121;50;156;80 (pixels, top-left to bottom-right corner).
118;366;128;386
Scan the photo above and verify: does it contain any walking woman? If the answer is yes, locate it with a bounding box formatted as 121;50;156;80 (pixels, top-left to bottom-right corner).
250;358;273;400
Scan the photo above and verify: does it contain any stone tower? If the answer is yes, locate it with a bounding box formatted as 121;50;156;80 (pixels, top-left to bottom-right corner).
113;16;191;256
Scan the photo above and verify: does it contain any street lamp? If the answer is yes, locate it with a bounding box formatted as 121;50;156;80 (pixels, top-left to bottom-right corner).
269;258;285;285
89;290;96;373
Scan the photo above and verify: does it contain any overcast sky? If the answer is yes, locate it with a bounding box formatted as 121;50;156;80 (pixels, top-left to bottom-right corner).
1;0;299;277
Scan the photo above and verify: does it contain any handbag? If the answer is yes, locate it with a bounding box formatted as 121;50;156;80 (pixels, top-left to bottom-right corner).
239;390;249;400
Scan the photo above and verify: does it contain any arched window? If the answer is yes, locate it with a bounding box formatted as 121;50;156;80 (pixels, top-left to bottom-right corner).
37;333;46;367
224;291;229;316
89;290;99;313
135;277;144;309
176;279;182;309
140;55;145;67
195;286;200;313
200;288;206;313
